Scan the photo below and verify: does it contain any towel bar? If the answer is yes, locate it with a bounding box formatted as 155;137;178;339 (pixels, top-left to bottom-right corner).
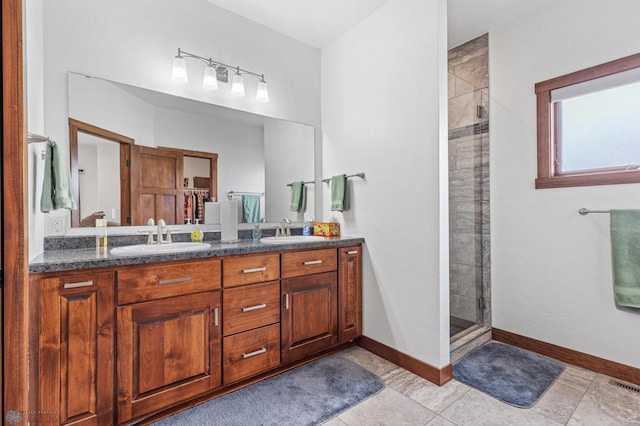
579;208;611;215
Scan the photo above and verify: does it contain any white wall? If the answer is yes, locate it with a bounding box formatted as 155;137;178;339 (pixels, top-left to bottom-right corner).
491;0;640;368
77;139;121;223
69;74;156;147
322;0;450;368
153;106;265;198
29;0;321;258
264;118;316;223
26;0;46;259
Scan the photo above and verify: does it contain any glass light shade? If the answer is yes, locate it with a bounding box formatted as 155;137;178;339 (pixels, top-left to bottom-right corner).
171;57;188;83
230;73;245;97
256;80;269;103
202;66;218;90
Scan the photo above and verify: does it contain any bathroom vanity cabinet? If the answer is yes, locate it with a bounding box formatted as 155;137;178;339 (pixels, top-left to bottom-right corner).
281;248;338;363
338;246;363;342
35;271;116;425
222;253;281;384
29;242;362;425
115;259;222;423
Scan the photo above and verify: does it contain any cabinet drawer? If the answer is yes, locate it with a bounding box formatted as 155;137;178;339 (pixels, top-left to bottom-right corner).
223;253;280;288
223;281;280;336
223;323;280;384
281;248;337;278
117;258;221;305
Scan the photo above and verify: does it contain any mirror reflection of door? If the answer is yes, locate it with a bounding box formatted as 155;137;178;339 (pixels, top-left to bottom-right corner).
159;147;218;225
69;118;133;227
130;146;184;226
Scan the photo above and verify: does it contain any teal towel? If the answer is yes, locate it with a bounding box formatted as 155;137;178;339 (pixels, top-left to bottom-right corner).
610;209;640;309
330;175;348;212
290;181;307;213
40;141;77;212
242;195;261;224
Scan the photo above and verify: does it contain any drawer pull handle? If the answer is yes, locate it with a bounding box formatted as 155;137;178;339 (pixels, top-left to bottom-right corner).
242;303;267;312
303;260;322;265
347;250;358;255
158;277;191;285
242;267;267;274
63;280;94;289
242;347;267;359
214;307;219;327
285;294;290;310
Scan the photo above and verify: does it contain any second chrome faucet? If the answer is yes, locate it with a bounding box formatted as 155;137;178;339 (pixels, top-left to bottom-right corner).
141;218;176;244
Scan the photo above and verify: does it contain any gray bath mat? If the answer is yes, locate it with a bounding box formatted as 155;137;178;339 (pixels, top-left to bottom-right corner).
153;355;384;425
453;342;564;408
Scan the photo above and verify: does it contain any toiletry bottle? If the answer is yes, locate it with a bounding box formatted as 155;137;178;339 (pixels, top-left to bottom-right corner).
253;224;262;242
191;224;204;243
303;215;312;236
96;218;108;252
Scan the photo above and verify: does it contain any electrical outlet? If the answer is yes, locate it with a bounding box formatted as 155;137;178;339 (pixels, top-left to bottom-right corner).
47;215;66;235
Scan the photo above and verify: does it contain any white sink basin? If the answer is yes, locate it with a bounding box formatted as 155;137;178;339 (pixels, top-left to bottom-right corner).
110;242;211;256
260;235;326;244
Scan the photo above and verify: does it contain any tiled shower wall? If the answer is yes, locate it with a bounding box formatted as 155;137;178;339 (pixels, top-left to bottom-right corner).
448;34;490;329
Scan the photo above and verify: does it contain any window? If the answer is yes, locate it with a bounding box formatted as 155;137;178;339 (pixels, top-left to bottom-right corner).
535;53;640;189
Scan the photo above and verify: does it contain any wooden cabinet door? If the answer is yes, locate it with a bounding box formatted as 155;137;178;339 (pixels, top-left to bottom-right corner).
130;145;184;225
281;272;337;364
338;246;363;343
116;291;221;423
38;271;115;426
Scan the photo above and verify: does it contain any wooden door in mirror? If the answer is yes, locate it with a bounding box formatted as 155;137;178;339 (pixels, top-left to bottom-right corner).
130;145;184;225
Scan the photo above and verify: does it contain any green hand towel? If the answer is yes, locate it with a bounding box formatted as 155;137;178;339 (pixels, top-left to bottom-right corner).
40;141;77;212
330;175;348;212
290;181;307;213
610;209;640;309
242;195;261;224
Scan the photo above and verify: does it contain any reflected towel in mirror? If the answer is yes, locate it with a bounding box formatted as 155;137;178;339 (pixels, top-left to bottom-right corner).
290;181;307;213
242;195;261;223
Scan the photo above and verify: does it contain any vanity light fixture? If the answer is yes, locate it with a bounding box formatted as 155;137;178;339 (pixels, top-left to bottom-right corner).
171;48;269;102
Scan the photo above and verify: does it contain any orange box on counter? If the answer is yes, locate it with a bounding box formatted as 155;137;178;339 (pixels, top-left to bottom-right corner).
313;222;340;237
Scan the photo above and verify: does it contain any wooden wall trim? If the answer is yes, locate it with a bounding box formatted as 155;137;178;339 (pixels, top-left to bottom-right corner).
358;336;452;386
493;328;640;386
2;0;30;420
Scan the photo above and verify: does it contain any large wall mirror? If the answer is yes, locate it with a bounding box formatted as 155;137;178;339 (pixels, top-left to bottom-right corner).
67;72;316;230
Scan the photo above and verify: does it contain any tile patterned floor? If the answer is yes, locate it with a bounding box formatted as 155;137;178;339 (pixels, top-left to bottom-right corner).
326;344;640;426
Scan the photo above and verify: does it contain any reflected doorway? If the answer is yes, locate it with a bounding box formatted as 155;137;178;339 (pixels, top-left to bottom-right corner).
69;118;133;227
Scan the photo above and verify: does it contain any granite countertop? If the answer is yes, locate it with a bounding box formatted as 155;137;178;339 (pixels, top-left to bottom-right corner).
29;236;364;274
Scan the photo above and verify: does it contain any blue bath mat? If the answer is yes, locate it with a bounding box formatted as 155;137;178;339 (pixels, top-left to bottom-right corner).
153;355;384;425
453;342;564;408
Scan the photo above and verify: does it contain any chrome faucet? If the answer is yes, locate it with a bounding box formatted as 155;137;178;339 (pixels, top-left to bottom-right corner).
156;219;166;244
276;218;291;237
139;218;169;244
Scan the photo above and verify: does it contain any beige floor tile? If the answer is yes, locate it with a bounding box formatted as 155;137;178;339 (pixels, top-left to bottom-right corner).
440;388;562;426
426;416;457;426
383;368;470;413
338;387;437;426
557;364;597;391
337;346;399;377
567;374;640;426
322;416;349;426
532;381;586;424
